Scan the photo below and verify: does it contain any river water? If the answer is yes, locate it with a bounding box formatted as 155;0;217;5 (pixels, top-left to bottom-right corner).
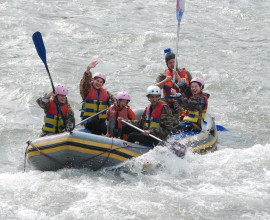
0;0;269;219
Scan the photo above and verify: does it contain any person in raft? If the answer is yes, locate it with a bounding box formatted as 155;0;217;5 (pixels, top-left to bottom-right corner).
155;48;192;87
105;91;136;139
80;60;115;135
121;85;173;146
37;83;75;137
172;77;209;133
155;48;192;124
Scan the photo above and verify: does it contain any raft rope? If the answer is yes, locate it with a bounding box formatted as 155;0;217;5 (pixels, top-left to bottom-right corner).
24;141;71;171
23;144;30;172
24;140;151;171
92;137;114;171
78;141;150;171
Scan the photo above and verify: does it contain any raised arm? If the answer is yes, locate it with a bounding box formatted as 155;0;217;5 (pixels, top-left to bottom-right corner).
80;60;98;100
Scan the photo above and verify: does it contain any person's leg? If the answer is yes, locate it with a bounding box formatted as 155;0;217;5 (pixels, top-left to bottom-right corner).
120;124;137;139
172;121;201;134
99;119;107;135
84;117;101;134
172;122;193;134
127;132;159;146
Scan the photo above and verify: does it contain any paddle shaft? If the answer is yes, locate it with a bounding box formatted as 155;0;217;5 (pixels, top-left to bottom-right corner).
75;108;108;127
45;66;55;92
173;0;185;84
173;21;181;84
121;120;163;142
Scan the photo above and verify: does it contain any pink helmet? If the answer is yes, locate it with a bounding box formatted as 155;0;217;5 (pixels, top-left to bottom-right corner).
55;83;68;95
93;72;106;82
116;91;131;101
191;77;205;89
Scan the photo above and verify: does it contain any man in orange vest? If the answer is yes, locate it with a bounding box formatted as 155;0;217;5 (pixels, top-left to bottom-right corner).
155;48;192;124
121;85;173;146
156;48;192;85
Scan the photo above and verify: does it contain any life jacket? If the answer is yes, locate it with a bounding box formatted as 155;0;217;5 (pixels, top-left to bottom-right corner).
42;99;68;133
163;69;178;99
144;102;167;129
83;86;108;119
179;68;189;84
183;93;208;130
163;68;189;98
108;104;129;136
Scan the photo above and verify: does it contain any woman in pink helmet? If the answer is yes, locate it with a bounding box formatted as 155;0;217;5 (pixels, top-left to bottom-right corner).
36;83;75;137
171;77;209;133
105;91;136;139
79;60;115;135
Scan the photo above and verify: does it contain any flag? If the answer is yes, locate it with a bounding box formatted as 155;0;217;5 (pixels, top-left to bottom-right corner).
176;0;185;22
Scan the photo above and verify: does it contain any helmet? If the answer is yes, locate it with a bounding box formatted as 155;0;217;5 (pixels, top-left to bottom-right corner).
93;72;106;82
190;77;205;89
54;83;68;95
116;91;131;101
146;85;161;96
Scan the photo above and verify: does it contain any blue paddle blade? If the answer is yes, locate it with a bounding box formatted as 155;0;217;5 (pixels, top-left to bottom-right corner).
32;31;48;68
216;125;228;131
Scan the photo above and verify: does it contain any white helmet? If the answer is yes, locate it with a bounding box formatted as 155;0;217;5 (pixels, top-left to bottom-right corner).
146;85;161;96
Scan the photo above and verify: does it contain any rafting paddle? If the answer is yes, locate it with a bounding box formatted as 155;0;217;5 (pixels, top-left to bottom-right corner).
173;0;185;84
216;125;228;131
75;108;109;127
121;120;187;157
32;31;55;92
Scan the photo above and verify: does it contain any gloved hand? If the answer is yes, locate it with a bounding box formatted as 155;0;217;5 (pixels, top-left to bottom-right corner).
171;124;181;134
65;123;74;132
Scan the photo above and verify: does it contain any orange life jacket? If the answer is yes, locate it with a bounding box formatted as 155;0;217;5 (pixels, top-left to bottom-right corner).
179;68;189;84
42;99;68;133
163;68;189;98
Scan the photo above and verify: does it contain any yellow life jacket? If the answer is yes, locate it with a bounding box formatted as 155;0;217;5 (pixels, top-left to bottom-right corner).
83;86;108;119
42;99;68;133
183;93;208;130
144;102;167;129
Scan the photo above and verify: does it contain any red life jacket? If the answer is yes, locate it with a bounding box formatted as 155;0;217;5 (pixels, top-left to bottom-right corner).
144;102;167;129
108;104;129;135
83;86;108;119
42;99;68;133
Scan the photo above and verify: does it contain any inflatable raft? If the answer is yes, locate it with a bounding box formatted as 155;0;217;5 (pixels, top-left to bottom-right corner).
25;114;218;171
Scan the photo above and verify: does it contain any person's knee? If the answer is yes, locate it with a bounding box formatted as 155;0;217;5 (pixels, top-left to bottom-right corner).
122;133;128;141
127;133;137;143
85;117;94;128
